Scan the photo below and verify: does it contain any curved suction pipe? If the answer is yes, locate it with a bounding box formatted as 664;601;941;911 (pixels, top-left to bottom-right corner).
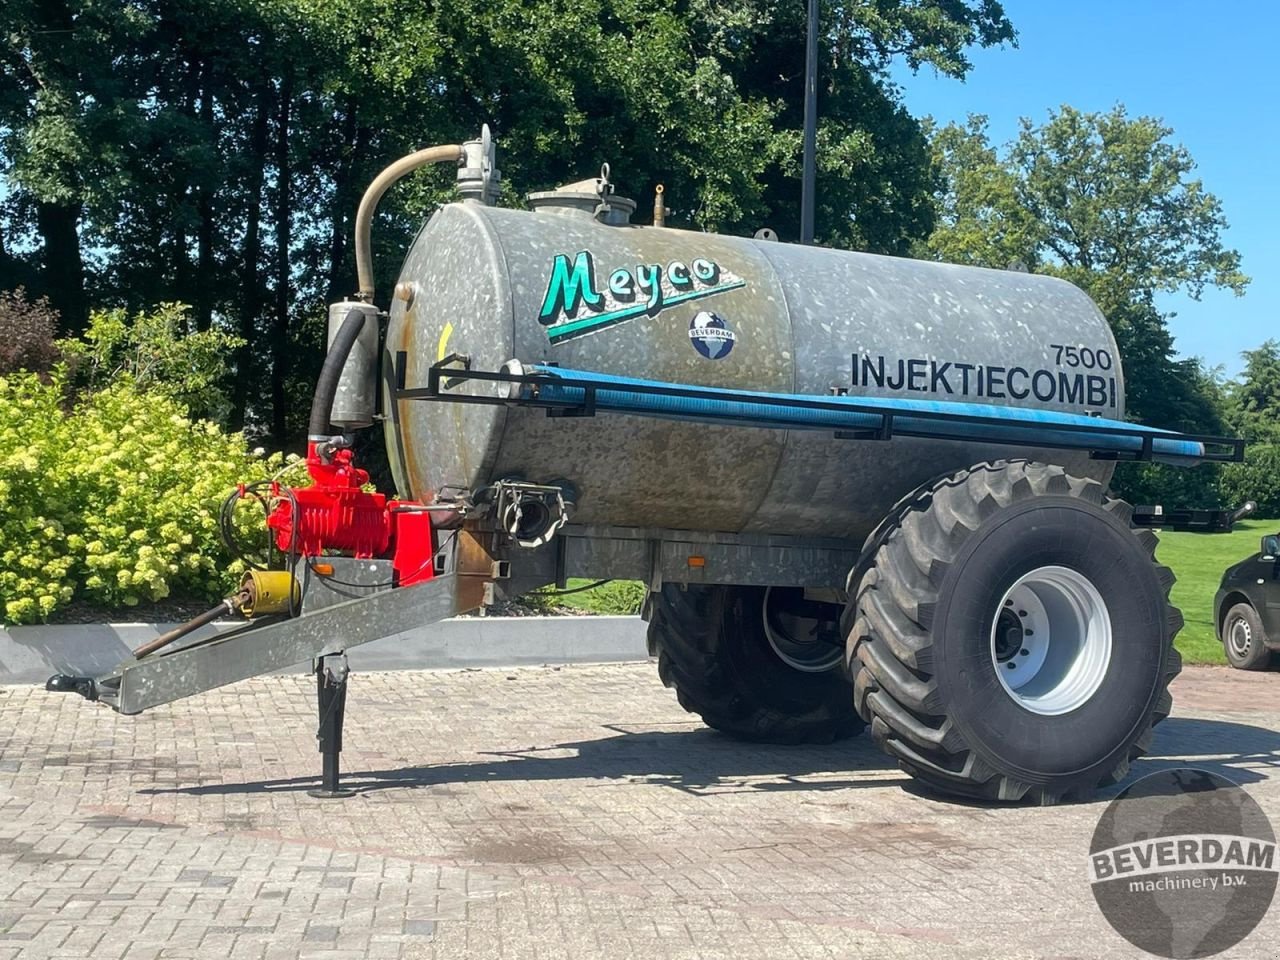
354;143;463;302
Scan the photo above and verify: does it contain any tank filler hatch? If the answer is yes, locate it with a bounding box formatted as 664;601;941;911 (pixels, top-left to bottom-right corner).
528;162;636;226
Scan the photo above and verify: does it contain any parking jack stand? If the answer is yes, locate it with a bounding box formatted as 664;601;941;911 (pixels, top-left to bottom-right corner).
308;653;355;799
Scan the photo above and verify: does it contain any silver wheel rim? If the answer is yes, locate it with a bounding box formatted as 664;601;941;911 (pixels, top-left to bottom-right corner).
762;587;843;673
1228;617;1253;658
990;566;1112;716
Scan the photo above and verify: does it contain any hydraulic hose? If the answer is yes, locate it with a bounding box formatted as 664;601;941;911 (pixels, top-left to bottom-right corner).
354;143;463;302
309;307;366;439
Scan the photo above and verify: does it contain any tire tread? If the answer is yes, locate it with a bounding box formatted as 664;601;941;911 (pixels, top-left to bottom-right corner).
848;459;1182;804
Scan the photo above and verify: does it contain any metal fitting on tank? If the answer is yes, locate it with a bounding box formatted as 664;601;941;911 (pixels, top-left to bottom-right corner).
326;300;380;430
527;166;636;226
457;125;501;205
489;479;574;548
393;281;417;307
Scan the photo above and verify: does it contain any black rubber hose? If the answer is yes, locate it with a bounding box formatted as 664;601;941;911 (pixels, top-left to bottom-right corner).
308;307;366;438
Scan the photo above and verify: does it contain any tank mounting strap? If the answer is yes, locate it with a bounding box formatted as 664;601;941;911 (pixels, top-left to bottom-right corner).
396;360;1245;466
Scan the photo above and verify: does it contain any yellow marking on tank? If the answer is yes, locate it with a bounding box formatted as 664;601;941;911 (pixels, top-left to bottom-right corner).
437;322;454;362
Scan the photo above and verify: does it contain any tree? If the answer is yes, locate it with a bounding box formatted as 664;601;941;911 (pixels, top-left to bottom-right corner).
2;0;1015;446
0;0;143;333
1219;340;1280;516
1230;340;1280;441
927;107;1247;432
926;106;1249;505
928;107;1247;301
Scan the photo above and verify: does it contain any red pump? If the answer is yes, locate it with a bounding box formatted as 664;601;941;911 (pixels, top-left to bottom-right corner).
265;440;436;587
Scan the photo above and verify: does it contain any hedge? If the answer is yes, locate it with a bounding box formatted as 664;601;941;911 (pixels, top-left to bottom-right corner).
0;371;260;623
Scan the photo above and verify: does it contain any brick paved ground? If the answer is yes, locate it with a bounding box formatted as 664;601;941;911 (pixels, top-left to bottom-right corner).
0;662;1277;959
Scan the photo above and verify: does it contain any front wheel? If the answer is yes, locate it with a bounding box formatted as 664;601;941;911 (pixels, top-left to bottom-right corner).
1222;602;1272;670
847;460;1182;804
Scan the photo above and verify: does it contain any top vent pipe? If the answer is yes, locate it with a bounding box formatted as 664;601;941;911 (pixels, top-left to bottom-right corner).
354;143;463;302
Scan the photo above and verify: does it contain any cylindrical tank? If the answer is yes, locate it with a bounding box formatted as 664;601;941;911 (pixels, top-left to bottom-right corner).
383;191;1125;541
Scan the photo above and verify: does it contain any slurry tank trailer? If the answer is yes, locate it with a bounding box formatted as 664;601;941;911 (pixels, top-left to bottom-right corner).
49;128;1248;803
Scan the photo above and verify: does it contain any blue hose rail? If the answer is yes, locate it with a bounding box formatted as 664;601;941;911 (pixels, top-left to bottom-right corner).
403;358;1246;465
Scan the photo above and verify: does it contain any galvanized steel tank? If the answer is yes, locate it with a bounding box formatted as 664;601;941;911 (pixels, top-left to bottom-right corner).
383;188;1125;541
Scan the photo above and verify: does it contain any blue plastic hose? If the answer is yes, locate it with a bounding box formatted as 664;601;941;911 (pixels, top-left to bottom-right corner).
525;366;1205;463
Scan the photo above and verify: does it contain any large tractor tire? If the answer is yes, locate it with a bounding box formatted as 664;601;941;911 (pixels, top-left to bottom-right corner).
647;584;862;744
847;460;1182;804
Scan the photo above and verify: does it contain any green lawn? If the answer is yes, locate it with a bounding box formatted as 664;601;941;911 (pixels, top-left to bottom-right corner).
541;519;1279;667
1156;518;1277;665
533;578;647;616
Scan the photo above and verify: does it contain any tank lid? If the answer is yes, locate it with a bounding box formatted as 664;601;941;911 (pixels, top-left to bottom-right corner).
527;164;635;226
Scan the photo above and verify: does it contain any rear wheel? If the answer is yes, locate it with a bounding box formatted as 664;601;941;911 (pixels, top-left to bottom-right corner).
647;584;862;744
1222;602;1272;670
847;460;1182;803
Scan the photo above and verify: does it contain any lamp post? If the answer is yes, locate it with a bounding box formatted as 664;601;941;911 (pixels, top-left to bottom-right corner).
800;0;819;244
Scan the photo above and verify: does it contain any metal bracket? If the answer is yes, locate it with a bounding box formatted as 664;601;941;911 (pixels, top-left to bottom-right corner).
593;163;613;221
396;360;1247;465
490;480;571;548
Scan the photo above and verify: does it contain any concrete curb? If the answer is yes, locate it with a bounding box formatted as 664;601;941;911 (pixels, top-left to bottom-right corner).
0;616;650;686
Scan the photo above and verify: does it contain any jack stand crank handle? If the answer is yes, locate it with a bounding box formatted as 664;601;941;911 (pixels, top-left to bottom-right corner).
308;653;355;799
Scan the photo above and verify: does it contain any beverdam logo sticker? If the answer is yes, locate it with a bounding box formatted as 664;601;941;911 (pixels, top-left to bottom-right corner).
537;250;744;343
688;311;736;360
1088;768;1276;958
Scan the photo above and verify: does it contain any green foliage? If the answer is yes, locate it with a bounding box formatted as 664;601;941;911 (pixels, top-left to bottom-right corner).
1228;340;1280;443
0;371;76;621
0;287;60;374
926;105;1248;513
928;106;1247;298
57;303;244;422
1212;341;1280;518
524;579;647;616
565;579;646;616
1110;461;1223;512
1108;353;1230;507
1220;444;1280;520
3;0;1014;442
0;370;259;624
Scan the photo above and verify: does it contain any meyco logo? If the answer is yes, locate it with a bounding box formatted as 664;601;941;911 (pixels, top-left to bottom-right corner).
538;250;745;344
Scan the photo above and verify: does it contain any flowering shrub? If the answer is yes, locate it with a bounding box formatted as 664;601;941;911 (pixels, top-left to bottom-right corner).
0;288;61;375
0;370;261;623
58;303;243;422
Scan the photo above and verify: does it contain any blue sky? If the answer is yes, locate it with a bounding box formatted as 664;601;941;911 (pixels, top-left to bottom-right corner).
889;0;1277;379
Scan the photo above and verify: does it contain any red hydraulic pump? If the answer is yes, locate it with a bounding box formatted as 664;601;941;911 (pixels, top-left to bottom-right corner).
249;302;439;590
137;309;437;662
262;438;436;588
